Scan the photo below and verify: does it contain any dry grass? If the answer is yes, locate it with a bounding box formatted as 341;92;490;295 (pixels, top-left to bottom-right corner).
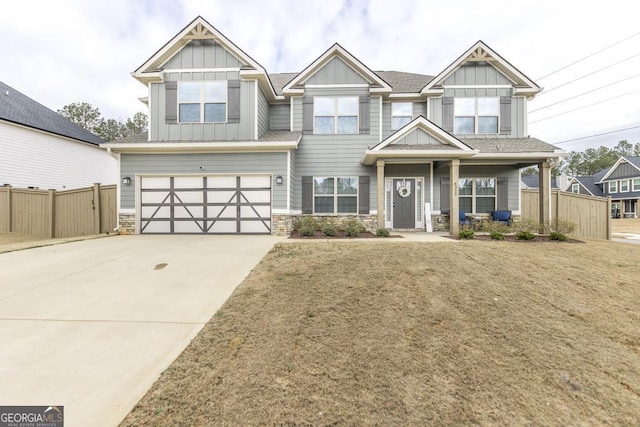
121;240;640;426
0;232;43;245
613;218;640;234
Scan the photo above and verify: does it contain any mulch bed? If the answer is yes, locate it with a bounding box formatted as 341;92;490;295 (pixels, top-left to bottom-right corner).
289;230;402;239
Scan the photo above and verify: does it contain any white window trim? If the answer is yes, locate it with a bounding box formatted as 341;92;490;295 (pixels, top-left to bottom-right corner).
312;177;358;214
459;177;497;214
454;97;500;134
571;183;580;193
620;179;630;192
391;102;413;131
313;96;359;135
609;181;618;193
633;178;640;192
178;81;228;124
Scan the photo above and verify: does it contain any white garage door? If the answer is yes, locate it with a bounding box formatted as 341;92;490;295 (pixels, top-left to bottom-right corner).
139;175;271;234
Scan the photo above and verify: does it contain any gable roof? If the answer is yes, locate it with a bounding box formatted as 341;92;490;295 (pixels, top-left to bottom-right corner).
570;176;605;197
132;16;278;100
0;81;104;146
597;156;640;182
421;40;541;97
282;43;392;94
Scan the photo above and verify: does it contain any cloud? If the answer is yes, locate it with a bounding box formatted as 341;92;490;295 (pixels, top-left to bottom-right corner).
1;0;638;150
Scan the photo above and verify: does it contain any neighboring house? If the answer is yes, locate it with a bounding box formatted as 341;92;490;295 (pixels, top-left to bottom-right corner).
102;16;564;235
520;175;561;190
0;81;116;190
565;157;640;218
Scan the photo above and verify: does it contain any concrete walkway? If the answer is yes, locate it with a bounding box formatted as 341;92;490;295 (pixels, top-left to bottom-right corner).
0;234;284;427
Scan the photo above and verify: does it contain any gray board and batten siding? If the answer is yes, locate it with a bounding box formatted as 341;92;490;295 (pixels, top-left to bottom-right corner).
606;162;640;180
163;39;243;70
120;152;288;210
150;74;256;142
305;57;369;85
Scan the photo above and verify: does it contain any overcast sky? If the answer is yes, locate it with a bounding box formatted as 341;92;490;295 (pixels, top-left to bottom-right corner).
2;0;639;152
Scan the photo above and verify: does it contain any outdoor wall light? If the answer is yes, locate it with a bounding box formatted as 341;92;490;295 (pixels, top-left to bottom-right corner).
275;175;283;185
122;176;131;185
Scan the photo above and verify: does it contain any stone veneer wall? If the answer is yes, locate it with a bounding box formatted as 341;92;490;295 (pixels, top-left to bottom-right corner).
118;213;135;234
273;214;378;236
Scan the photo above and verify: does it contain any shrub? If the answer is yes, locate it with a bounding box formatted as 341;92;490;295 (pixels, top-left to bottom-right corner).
299;225;316;236
490;231;505;240
511;217;540;234
342;218;365;237
550;218;577;236
376;228;390;237
516;230;535;240
550;231;568;241
293;216;318;232
458;227;475;239
320;218;337;236
481;219;510;234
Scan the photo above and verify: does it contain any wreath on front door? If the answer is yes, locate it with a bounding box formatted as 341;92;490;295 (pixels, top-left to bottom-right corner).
396;180;411;198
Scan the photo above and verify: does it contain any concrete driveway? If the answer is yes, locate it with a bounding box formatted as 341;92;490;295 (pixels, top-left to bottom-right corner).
0;234;284;426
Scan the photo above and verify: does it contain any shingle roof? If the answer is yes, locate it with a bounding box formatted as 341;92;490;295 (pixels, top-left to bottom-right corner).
267;71;434;95
460;137;558;153
521;175;559;189
575;176;604;197
107;130;301;144
624;156;640;170
0;81;104;146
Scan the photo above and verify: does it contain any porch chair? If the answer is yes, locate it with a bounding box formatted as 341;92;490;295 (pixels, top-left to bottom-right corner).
491;210;512;225
459;210;472;227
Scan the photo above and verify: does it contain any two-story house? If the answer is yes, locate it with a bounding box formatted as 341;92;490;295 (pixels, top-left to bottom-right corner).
565;156;640;218
102;16;564;235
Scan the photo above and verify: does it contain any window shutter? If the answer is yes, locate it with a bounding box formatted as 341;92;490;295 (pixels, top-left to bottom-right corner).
227;80;241;123
499;96;512;135
440;177;450;213
359;95;370;134
165;81;177;124
302;97;313;134
442;97;454;133
497;177;509;210
302;176;313;214
358;176;370;214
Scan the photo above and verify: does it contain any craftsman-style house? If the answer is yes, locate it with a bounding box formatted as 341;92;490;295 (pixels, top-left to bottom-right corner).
102;16;564;235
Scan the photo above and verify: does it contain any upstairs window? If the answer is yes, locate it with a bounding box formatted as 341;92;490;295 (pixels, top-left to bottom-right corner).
314;97;358;134
633;178;640;191
459;178;496;214
391;102;412;130
454;97;499;134
313;177;358;213
571;183;580;193
609;181;618;193
178;81;227;123
620;179;630;192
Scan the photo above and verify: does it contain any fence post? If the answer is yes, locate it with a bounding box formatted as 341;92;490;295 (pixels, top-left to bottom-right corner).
606;197;612;240
48;189;56;238
555;190;560;223
5;186;11;233
93;183;101;234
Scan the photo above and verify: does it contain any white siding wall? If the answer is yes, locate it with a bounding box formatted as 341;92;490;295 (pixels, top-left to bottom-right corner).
0;121;117;190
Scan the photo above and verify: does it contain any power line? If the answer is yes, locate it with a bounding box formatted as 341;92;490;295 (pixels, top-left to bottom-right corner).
529;89;640;124
530;73;640;113
536;31;640;80
538;52;640;96
553;125;640;145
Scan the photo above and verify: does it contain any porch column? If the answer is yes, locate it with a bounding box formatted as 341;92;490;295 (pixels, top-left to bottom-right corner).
376;159;385;229
538;160;551;234
450;159;460;236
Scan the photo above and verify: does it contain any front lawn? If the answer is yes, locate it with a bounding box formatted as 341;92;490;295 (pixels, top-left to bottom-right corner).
121;239;640;426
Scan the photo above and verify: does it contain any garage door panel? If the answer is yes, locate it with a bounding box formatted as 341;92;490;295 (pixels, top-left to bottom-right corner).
139;174;271;234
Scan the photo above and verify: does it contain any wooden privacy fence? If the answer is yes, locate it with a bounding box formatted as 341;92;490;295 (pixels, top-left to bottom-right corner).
521;189;611;240
0;184;117;238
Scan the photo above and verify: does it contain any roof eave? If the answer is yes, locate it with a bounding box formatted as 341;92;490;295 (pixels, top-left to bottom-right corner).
361;149;479;165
